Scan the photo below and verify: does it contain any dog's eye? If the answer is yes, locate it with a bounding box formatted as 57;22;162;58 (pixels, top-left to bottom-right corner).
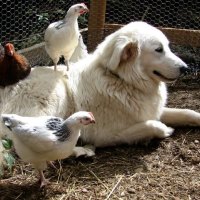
155;47;163;53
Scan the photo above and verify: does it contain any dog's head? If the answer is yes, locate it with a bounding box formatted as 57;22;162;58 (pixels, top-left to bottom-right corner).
95;21;187;84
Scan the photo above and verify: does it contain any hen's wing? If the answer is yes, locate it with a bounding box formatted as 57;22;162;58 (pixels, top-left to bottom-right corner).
44;20;64;42
11;116;64;153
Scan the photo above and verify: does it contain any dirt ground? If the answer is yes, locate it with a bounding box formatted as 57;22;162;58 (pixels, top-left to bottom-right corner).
0;75;200;200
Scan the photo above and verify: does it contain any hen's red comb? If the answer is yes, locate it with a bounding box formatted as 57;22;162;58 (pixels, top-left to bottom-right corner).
5;43;15;56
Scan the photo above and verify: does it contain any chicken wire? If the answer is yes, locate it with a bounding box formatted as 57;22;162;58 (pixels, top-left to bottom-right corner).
0;0;89;66
0;0;199;71
106;0;200;29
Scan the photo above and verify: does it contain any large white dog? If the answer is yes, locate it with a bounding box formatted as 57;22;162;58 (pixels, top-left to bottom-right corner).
0;21;200;157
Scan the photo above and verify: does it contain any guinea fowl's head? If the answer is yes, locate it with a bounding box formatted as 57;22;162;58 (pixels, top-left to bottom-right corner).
5;43;15;57
67;111;95;126
68;3;89;16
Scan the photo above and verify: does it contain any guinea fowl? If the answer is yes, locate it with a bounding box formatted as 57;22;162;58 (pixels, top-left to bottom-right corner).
1;111;95;187
0;43;31;87
44;3;89;71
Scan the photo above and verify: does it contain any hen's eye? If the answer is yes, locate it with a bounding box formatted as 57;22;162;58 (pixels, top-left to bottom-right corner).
79;6;83;9
155;47;163;53
84;117;90;121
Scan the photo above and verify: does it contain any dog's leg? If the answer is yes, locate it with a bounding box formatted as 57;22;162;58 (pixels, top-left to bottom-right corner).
72;121;173;148
116;120;174;144
161;107;200;126
72;145;96;157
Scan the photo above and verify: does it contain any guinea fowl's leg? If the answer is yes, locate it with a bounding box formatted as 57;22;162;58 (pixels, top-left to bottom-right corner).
38;170;49;188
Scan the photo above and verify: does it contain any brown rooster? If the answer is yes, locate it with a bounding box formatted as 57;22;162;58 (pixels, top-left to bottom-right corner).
0;43;31;87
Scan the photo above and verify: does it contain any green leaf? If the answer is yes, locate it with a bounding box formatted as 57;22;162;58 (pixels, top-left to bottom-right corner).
3;152;15;170
2;139;13;150
0;165;4;177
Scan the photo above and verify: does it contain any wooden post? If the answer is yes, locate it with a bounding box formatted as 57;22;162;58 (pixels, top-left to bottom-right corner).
87;0;107;52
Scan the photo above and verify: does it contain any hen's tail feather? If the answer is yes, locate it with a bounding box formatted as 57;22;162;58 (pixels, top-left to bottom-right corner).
1;115;13;130
70;34;88;63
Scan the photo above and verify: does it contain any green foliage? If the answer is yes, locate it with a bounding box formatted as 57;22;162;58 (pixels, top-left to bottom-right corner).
2;138;13;150
37;13;50;24
3;152;15;171
1;138;15;176
78;13;89;27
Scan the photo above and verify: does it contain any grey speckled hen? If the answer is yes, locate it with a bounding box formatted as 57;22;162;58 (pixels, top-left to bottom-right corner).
1;111;95;187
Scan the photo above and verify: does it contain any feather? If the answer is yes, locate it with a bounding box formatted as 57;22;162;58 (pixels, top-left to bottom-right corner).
70;34;88;63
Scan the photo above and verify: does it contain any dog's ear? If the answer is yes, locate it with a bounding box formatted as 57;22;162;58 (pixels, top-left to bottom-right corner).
108;37;139;70
120;42;138;64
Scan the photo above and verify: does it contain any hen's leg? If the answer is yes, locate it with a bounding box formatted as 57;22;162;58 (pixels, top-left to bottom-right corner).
47;161;57;169
38;170;49;188
52;57;59;71
64;59;69;71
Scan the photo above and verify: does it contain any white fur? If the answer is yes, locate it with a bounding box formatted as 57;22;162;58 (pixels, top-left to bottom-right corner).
0;22;200;155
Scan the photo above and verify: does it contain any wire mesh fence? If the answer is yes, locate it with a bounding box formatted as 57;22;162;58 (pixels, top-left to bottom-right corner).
0;0;89;50
0;0;199;72
106;0;200;30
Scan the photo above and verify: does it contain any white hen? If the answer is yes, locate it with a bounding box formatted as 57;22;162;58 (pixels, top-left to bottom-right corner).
44;3;89;71
70;34;88;63
1;111;95;187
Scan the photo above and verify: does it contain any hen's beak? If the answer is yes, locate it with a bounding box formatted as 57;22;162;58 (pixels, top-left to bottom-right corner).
79;8;89;14
90;119;95;124
7;50;14;56
5;43;14;56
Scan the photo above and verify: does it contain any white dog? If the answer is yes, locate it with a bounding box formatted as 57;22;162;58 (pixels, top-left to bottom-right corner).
0;21;200;158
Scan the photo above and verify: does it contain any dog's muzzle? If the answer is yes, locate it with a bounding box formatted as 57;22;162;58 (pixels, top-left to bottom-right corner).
179;66;190;75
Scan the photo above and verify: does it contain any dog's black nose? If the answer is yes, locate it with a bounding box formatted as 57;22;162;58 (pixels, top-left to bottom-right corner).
180;66;190;75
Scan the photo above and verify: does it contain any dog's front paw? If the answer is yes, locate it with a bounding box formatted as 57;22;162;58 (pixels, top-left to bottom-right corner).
73;145;96;158
188;110;200;126
160;126;174;138
151;121;174;138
